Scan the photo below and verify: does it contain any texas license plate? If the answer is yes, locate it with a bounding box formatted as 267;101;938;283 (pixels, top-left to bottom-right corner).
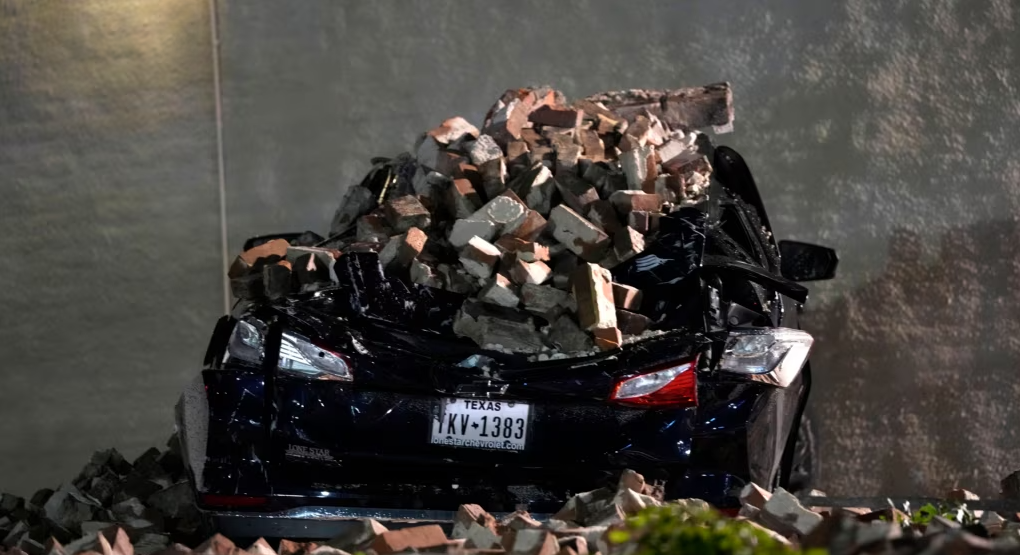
430;398;530;451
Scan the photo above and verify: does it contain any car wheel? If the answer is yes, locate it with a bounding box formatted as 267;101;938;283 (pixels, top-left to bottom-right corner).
785;410;818;493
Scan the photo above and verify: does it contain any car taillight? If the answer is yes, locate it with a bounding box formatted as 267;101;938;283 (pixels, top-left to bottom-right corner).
200;494;269;508
609;359;698;408
718;328;813;388
278;332;353;382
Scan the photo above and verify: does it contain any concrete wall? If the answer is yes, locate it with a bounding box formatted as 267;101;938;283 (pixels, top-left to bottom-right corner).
2;0;1018;498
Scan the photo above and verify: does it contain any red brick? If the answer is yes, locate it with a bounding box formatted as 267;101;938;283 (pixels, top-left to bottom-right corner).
370;525;449;555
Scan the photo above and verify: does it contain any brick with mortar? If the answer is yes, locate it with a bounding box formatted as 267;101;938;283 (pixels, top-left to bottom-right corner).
459;236;502;279
549;206;610;263
571;263;617;331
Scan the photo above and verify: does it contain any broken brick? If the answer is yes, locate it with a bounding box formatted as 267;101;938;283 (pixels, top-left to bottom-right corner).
446;178;483;219
454;162;483;191
370;525;449;555
518;241;550;263
584;200;623;236
614;227;645;263
435;151;469;177
378;228;428;272
619;145;656;191
384;195;431;233
507;164;556;216
549;206;611;263
356;212;392;243
410;259;443;288
495;235;529;253
449;219;498;249
459;236;502;279
471;193;528;234
506;141;531;168
662;151;712;177
467;134;504;166
262;261;293;300
428;117;480;145
578;130;605;162
479;157;508;200
529;106;583;129
628;211;661;234
592;327;622;351
510;259;552;286
555;175;600;214
571;263;617;331
507;209;548;242
329;186;377;236
521;284;572;322
611;283;643;311
239;239;290;267
584;83;734;131
554;143;583;177
548;315;594;352
615;310;651;336
483;94;536;146
475;313;545;352
655;139;689;166
479;274;520;308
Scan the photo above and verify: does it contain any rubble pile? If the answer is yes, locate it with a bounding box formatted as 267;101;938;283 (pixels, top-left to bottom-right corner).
227;83;735;357
0;436;204;555
4;463;1020;555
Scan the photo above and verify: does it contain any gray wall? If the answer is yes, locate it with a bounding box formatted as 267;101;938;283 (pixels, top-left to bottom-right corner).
2;0;1018;498
0;0;222;495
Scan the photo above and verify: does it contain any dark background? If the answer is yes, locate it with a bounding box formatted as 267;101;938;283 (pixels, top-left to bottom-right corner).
2;0;1018;498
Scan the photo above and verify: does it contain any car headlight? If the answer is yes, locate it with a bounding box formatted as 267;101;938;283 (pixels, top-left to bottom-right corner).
224;318;266;366
278;332;353;382
718;328;813;387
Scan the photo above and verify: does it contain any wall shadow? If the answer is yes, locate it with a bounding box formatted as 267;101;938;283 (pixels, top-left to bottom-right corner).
804;220;1020;497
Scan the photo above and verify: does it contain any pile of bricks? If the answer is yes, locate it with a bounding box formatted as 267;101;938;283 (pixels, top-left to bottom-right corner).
227;83;734;356
5;467;1020;555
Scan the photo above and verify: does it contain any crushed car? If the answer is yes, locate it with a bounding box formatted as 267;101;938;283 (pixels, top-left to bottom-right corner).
174;83;839;538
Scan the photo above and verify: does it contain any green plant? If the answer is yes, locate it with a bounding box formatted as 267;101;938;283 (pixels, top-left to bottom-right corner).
609;503;828;555
908;502;977;527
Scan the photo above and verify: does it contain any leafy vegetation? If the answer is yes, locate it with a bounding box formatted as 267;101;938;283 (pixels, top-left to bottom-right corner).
608;503;828;555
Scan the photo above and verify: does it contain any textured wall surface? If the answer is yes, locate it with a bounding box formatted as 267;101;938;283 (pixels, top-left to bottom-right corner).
217;0;1020;497
0;0;222;495
2;0;1018;498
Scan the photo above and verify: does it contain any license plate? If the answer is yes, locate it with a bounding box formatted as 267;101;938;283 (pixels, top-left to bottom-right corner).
431;398;530;452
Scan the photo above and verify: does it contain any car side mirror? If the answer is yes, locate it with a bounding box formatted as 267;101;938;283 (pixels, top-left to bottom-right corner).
778;240;838;281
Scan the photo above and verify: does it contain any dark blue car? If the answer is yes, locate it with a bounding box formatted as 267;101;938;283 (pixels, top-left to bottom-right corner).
175;146;837;539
